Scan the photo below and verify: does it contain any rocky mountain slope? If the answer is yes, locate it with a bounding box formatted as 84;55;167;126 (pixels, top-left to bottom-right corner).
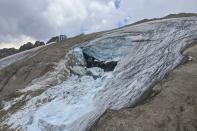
0;15;197;131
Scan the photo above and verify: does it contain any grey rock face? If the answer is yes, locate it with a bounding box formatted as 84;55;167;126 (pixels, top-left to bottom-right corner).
0;48;18;59
19;42;34;52
34;41;45;47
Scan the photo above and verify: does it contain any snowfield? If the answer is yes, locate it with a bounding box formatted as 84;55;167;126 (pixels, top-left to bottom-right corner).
1;17;197;131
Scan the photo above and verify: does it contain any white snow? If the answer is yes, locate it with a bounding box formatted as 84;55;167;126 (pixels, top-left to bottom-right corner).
3;70;112;131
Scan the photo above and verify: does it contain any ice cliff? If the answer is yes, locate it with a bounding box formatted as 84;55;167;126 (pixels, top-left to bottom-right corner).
1;17;197;131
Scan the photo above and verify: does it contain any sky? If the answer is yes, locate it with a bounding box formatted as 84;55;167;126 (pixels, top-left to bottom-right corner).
0;0;197;49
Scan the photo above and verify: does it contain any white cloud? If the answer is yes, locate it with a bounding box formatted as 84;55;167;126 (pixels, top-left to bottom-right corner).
1;35;36;49
120;0;197;21
114;0;122;9
0;0;197;48
82;0;125;33
43;0;88;29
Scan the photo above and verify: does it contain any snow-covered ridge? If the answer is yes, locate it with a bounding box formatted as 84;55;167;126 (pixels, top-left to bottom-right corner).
1;17;197;131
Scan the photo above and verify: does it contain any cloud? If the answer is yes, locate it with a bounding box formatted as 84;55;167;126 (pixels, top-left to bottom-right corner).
120;0;197;21
0;0;197;48
0;0;51;47
0;36;36;49
117;16;132;27
0;0;124;48
114;0;122;9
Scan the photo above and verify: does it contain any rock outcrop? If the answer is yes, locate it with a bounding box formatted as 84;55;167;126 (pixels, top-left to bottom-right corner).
0;15;197;131
46;35;67;44
34;41;45;47
19;42;34;52
19;41;46;52
0;41;45;60
0;48;18;59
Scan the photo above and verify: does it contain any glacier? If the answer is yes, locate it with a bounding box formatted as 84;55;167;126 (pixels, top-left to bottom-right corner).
1;17;197;131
